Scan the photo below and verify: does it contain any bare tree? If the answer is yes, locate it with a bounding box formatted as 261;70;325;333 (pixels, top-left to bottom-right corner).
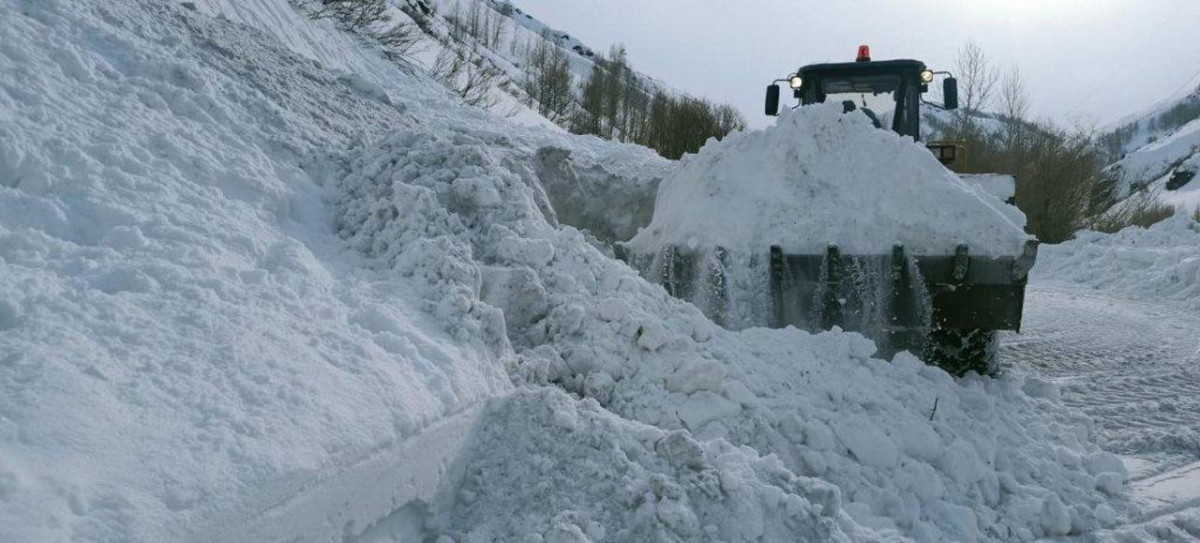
1090;189;1175;233
374;19;425;61
522;37;574;121
432;46;499;108
488;6;508;49
464;0;484;45
999;64;1028;121
995;63;1030;151
303;0;388;32
953;41;1000;128
445;1;466;42
620;68;648;142
572;60;607;136
428;41;469;104
603;45;627;139
292;0;425;63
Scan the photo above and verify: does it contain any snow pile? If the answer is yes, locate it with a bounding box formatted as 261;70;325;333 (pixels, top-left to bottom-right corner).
1033;215;1200;305
0;1;511;540
627;103;1030;258
425;388;877;543
335;123;1129;541
330;121;881;542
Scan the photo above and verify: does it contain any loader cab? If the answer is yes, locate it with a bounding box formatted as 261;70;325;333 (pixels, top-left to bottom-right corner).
765;47;958;142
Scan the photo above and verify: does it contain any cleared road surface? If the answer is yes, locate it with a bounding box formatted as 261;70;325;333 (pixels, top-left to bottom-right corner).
1004;284;1200;539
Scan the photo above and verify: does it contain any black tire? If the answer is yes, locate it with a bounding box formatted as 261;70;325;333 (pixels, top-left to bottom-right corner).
923;328;999;377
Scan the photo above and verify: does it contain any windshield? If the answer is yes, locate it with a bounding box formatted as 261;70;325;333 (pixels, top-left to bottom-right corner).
818;80;897;122
820;74;901;95
795;65;924;139
819;75;900;119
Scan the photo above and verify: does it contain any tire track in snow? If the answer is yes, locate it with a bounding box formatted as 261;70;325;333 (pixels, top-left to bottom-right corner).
1002;284;1200;469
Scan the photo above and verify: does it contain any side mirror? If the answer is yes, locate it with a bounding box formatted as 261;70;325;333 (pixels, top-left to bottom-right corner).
943;77;958;110
765;84;780;116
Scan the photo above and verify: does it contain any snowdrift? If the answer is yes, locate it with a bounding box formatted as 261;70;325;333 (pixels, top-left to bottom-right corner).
627;103;1030;258
0;0;1131;541
1034;216;1200;305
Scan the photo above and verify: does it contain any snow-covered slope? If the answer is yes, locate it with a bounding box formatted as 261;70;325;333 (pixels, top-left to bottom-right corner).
387;0;675;129
1105;85;1200;159
1103;86;1200;212
494;0;673;101
0;0;1140;541
0;0;660;540
0;1;514;540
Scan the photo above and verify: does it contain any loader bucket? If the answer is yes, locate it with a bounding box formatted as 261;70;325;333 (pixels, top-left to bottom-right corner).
633;240;1038;370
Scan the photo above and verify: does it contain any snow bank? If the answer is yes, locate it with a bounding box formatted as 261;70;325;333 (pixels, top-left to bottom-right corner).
0;1;509;540
335;122;1128;542
1033;216;1200;305
627;103;1030;258
424;388;878;542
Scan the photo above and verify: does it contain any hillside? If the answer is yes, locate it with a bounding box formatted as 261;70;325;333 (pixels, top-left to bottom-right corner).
1101;85;1200;212
422;0;673;116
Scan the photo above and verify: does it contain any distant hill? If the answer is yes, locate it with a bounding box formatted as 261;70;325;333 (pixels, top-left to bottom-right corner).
1100;85;1200;212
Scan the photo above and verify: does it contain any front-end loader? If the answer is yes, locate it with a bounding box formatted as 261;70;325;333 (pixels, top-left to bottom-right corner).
638;46;1036;376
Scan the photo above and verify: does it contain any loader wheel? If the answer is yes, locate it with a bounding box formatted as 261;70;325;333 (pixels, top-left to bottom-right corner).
924;329;999;377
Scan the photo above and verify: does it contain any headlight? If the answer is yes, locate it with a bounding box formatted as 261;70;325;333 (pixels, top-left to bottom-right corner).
920;69;934;84
789;75;803;90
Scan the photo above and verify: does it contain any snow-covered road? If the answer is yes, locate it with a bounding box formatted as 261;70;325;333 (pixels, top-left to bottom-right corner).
1004;284;1200;536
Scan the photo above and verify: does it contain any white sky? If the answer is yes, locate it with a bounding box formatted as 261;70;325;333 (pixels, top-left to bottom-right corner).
513;0;1200;129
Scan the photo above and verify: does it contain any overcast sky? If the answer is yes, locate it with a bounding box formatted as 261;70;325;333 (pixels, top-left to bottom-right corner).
514;0;1200;129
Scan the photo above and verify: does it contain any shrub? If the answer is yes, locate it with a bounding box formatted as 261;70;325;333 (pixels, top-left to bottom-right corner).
1090;192;1176;233
293;0;424;62
568;45;744;159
